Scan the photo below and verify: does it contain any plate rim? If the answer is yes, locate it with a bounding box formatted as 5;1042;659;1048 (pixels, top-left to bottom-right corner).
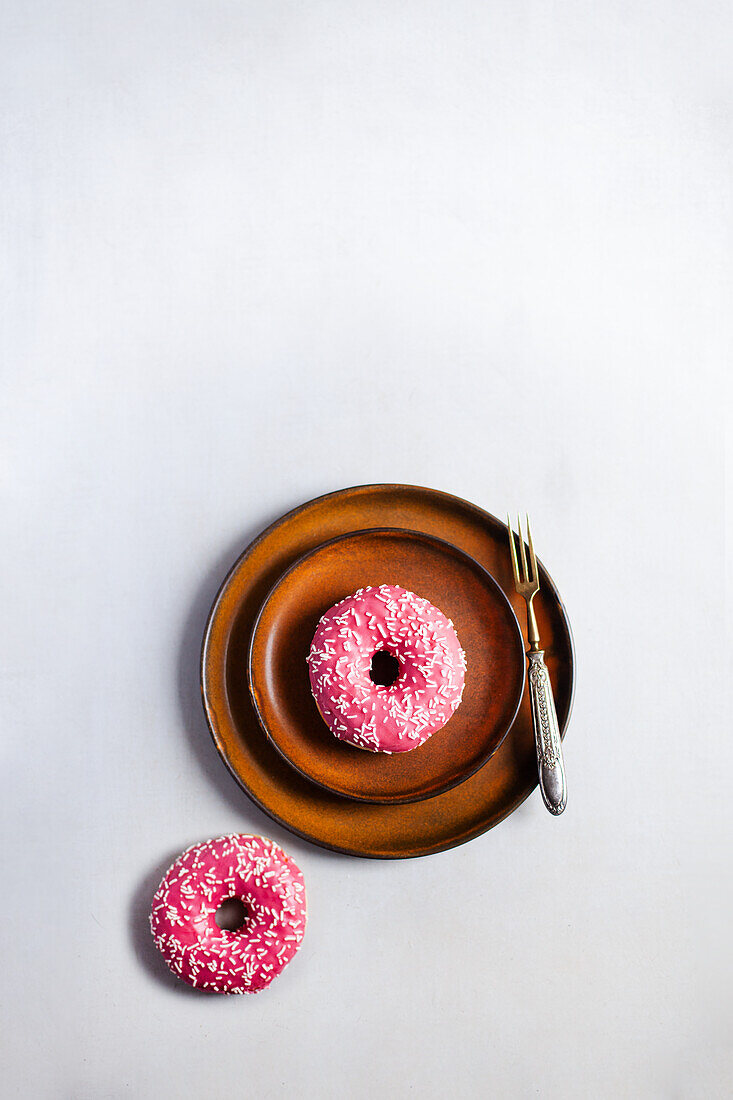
246;525;527;805
200;483;576;858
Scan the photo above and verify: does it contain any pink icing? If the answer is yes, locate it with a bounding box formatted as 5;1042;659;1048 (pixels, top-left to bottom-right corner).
307;584;467;753
149;834;306;994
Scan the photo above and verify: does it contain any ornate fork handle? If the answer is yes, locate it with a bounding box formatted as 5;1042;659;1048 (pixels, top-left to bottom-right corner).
527;650;567;815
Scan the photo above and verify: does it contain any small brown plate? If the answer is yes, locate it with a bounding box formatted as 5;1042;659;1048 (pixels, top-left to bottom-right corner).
248;529;526;804
201;484;575;858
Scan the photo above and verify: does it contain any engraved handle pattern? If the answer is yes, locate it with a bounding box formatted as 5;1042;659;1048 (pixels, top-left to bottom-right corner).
527;650;567;815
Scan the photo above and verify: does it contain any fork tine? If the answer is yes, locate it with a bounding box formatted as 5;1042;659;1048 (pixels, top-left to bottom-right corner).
517;514;529;582
507;514;520;585
526;514;538;585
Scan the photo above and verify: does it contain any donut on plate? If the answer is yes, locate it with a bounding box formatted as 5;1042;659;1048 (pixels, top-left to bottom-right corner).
150;834;306;994
307;584;466;753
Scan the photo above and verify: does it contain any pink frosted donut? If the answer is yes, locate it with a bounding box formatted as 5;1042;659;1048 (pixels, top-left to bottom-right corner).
149;834;306;994
307;584;467;753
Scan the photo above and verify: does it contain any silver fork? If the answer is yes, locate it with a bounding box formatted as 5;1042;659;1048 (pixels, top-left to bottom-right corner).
507;515;567;816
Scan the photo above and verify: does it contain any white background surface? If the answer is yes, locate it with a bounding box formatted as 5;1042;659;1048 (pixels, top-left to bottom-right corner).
2;2;731;1097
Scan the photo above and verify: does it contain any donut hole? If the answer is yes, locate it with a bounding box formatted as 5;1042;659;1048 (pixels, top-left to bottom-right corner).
369;649;401;687
214;896;249;932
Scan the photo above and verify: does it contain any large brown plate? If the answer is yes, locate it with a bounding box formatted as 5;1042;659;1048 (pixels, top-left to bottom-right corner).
248;528;526;804
201;484;575;858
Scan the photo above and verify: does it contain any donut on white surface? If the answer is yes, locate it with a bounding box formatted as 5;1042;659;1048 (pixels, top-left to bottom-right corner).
150;834;306;994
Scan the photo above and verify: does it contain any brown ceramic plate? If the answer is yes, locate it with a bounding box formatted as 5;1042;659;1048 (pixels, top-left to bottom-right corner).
248;528;526;804
201;484;575;858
